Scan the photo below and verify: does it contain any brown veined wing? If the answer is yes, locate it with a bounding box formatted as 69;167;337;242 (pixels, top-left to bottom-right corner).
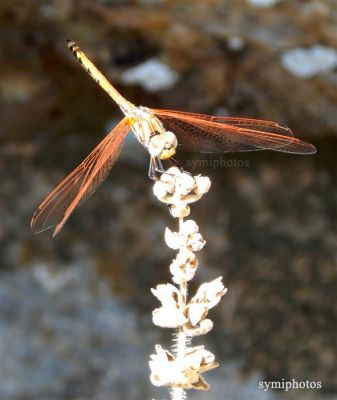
153;109;316;154
31;117;130;237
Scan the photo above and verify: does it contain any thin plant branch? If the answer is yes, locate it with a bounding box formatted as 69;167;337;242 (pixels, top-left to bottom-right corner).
149;166;227;400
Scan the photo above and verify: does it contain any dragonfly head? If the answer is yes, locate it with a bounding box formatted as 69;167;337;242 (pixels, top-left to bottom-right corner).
127;106;178;159
148;131;178;160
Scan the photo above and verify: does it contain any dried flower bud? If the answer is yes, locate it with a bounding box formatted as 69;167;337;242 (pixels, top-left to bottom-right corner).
169;203;191;218
180;193;203;204
152;305;187;328
183;319;213;336
170;249;198;284
182;346;216;371
191;277;227;310
175;173;195;196
166;166;181;177
180;219;199;236
149;345;177;387
193;376;210;390
160;171;176;193
153;180;168;199
149;345;218;390
187;303;208;326
179;248;198;268
187;232;206;252
151;283;183;307
165;228;181;249
194;175;211;195
151;283;187;328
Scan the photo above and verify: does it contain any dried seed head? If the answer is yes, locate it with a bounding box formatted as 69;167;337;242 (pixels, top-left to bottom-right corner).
160;171;176;193
164;228;181;249
175;173;195;196
151;283;183;306
152;305;188;328
194;175;211;195
149;346;178;387
149;149;220;392
183;318;213;336
165;223;205;252
187;303;209;326
169;203;191;218
187;232;206;252
170;249;198;284
151;283;187;328
153;180;168;199
166;166;181;177
191;277;227;310
180;192;203;204
180;219;199;236
149;345;218;390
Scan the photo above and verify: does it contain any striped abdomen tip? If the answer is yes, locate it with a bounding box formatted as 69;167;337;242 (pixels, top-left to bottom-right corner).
66;39;78;53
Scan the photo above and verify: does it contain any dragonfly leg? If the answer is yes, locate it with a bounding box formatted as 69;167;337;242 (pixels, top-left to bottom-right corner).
155;157;165;173
168;156;183;170
148;158;157;180
148;157;165;180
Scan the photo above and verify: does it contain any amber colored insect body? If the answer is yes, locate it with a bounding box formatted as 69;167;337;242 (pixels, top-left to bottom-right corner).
31;40;316;237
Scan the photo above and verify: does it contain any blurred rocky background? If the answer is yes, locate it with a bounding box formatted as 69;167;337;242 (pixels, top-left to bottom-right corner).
0;0;336;399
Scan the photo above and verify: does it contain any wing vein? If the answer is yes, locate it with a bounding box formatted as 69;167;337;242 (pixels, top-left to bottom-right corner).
31;118;130;236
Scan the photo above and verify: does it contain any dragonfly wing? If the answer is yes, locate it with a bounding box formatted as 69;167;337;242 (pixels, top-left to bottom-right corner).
153;110;316;154
153;110;294;137
31;117;130;236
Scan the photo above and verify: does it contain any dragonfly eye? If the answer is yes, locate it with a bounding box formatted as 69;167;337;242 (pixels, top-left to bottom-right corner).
160;131;178;160
148;133;166;157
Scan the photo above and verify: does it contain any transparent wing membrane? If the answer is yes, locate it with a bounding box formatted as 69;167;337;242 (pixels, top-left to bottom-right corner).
31;118;130;236
153;110;316;154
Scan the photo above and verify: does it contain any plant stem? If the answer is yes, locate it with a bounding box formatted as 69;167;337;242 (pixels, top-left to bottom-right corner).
170;387;186;400
150;169;223;397
171;218;189;400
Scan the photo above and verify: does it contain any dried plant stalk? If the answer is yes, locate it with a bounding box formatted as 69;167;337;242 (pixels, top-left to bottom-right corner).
149;166;227;400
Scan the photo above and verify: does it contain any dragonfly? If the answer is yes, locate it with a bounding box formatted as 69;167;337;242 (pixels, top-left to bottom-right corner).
31;40;316;237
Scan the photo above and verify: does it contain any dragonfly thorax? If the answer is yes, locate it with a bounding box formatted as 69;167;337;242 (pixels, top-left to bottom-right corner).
127;106;178;160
